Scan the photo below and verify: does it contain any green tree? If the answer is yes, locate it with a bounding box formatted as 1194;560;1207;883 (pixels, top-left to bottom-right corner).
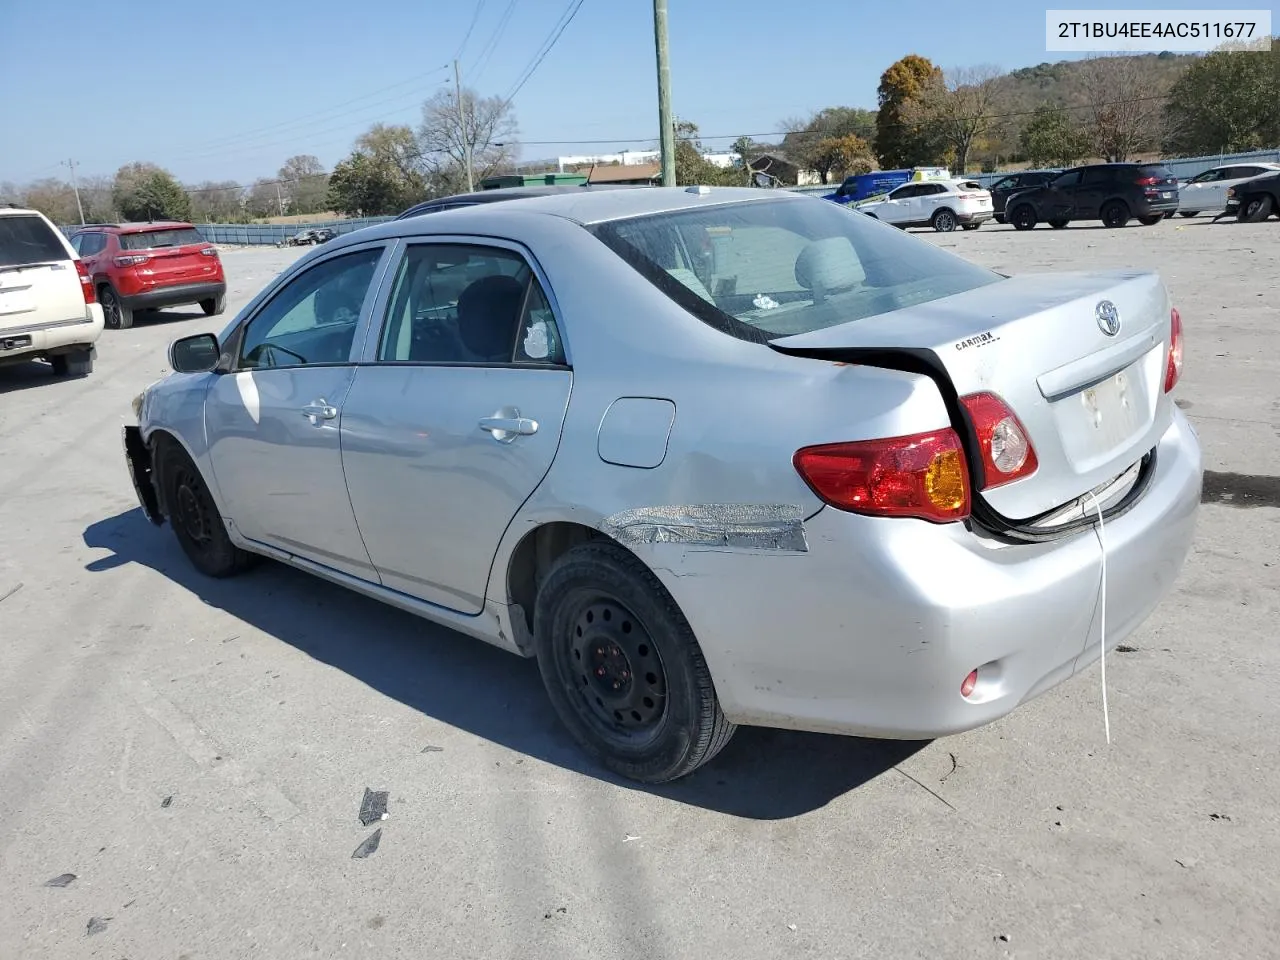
874;55;943;167
20;178;80;224
781;107;878;182
1019;105;1090;166
188;181;244;222
673;119;739;187
811;134;875;181
327;124;428;216
112;162;191;221
1163;40;1280;155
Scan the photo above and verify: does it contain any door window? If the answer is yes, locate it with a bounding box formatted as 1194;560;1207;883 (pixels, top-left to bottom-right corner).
237;248;382;370
376;244;566;365
888;184;918;200
1080;167;1114;185
991;177;1016;192
1051;170;1083;188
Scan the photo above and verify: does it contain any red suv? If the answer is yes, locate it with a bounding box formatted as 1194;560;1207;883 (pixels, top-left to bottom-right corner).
69;222;226;329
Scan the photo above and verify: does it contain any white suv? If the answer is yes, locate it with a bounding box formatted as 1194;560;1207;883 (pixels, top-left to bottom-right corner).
0;206;104;377
855;179;994;232
1176;162;1280;217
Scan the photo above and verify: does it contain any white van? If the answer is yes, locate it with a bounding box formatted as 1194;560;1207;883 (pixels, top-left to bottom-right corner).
0;206;104;377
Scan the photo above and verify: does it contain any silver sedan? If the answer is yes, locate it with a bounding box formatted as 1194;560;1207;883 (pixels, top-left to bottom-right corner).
124;187;1202;783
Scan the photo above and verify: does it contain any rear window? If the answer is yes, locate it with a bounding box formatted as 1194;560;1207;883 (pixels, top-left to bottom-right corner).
956;181;984;191
119;227;205;250
588;197;1002;343
0;214;70;268
1138;166;1176;181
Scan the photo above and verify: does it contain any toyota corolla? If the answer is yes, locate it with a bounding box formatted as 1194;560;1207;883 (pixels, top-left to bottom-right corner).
123;187;1201;783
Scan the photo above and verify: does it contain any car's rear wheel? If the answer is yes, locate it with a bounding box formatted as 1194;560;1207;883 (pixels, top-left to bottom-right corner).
100;286;133;330
1048;218;1069;229
1010;205;1037;230
158;440;254;578
533;540;735;783
50;350;93;377
1137;214;1164;226
1239;194;1274;222
994;213;1006;224
1101;201;1131;228
931;209;958;232
200;295;225;316
1179;211;1199;218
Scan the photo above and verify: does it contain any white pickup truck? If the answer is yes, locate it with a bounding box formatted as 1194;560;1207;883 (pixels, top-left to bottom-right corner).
0;206;104;377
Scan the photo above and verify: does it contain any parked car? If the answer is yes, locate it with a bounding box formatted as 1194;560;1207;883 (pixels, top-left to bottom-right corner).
1004;163;1180;230
1223;169;1280;222
0;206;103;376
855;178;993;231
312;227;337;243
1176;162;1280;217
280;228;335;247
69;222;225;330
824;167;952;206
396;184;647;220
986;169;1061;222
125;187;1200;783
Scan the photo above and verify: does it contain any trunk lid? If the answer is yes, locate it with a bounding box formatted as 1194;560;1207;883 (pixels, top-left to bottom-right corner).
120;227;218;284
769;270;1174;521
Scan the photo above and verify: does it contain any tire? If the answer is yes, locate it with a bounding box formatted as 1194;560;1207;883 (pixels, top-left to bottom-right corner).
1178;211;1199;218
1010;204;1037;231
533;541;735;783
100;285;133;330
994;213;1006;224
1047;218;1068;229
1137;214;1164;226
961;222;981;231
50;350;93;377
1101;201;1131;228
931;209;958;232
1239;194;1274;223
200;295;225;317
157;440;255;578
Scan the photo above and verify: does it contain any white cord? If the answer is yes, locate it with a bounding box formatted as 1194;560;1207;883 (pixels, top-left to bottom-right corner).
1087;493;1111;745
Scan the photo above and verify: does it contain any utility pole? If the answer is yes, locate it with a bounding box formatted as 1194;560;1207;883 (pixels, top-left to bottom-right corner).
653;0;676;187
275;180;285;217
62;159;86;224
455;59;475;193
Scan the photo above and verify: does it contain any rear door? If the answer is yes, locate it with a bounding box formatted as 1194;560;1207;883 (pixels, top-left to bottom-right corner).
0;213;83;335
118;226;215;285
1075;167;1115;218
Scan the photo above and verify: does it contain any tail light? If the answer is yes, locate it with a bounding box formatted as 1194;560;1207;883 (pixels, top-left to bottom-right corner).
793;429;970;523
200;247;218;257
1165;307;1183;393
1136;175;1159;186
75;260;96;304
114;254;150;267
959;392;1038;490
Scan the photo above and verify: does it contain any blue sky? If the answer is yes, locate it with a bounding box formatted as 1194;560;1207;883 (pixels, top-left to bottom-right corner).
0;0;1232;186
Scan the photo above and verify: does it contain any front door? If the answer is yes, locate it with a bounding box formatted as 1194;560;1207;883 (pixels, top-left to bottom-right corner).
878;184;917;224
340;241;572;613
204;244;389;580
1045;169;1083;220
1074;167;1116;219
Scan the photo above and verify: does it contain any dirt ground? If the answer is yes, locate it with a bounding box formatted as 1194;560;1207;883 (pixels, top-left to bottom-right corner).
1;214;1276;960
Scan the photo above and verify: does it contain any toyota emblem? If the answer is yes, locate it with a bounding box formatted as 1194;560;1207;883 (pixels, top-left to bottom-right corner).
1096;300;1121;337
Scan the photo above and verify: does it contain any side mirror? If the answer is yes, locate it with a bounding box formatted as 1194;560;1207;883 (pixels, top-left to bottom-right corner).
169;333;221;373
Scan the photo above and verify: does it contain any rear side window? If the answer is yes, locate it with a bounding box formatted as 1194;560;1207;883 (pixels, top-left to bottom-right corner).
588;197;1002;343
119;228;205;250
0;215;70;268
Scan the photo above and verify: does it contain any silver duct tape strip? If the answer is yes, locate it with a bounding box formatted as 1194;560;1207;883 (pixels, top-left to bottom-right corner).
601;504;809;552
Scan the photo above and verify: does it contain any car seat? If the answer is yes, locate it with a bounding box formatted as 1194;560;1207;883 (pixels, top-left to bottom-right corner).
456;274;525;362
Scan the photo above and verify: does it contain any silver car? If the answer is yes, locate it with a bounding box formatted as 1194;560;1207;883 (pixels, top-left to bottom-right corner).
123;187;1202;783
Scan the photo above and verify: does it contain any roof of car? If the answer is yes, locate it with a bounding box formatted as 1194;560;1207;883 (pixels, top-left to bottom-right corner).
396;184;651;219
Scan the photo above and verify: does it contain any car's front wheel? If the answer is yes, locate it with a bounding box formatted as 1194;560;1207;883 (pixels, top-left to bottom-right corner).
1010;205;1037;230
534;541;735;783
158;440;255;578
1239;194;1274;222
100;286;133;330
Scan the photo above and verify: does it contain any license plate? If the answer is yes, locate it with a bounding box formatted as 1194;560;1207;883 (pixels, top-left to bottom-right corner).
1077;369;1146;450
1161;192;1172;199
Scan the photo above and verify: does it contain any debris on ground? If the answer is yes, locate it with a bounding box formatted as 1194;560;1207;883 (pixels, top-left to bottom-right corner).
623;834;641;843
0;582;23;605
939;753;957;783
352;829;383;859
358;789;389;826
1209;813;1232;822
86;917;111;936
420;745;444;754
1116;645;1139;653
161;796;173;808
44;874;77;888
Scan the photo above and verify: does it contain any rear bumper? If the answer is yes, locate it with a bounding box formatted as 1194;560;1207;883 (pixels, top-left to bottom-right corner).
647;409;1202;739
120;281;225;311
0;305;104;363
1136;197;1179;216
955;209;993;223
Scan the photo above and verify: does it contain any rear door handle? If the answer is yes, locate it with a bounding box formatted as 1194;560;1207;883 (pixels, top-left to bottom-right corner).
478;412;538;443
301;399;338;425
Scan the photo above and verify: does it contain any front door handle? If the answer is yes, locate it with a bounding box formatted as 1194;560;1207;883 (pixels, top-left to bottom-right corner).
478;411;538;443
301;398;338;425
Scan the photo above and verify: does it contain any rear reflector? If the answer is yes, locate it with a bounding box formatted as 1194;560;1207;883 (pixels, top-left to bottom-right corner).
961;670;978;698
75;260;96;304
960;392;1038;490
1165;307;1183;392
793;429;970;523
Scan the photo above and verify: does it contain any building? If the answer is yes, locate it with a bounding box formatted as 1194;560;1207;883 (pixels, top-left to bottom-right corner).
748;153;822;186
586;162;662;186
556;150;659;172
479;172;588;190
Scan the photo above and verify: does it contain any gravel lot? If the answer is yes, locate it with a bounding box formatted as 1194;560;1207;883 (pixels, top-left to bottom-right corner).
2;217;1277;960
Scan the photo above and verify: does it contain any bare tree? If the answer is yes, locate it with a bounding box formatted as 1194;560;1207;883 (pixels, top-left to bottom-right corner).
912;65;1006;173
278;155;329;214
418;87;517;192
1077;55;1163;161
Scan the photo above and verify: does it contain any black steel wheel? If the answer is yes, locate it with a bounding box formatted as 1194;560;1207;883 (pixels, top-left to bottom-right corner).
534;541;735;783
1049;218;1069;229
158;441;255;578
1101;200;1131;228
100;286;133;330
1010;204;1037;230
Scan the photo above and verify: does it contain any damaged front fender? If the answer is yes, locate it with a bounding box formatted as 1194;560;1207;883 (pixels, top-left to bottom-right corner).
122;426;163;526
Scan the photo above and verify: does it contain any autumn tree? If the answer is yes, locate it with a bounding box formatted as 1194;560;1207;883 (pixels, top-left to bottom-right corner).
782;107;877;182
1163;39;1280;155
811;134;875;181
418;86;517;193
1019;106;1090;166
278;155;329;214
911;65;1006;173
18;179;80;224
874;55;943;168
112;162;191;221
1077;55;1165;161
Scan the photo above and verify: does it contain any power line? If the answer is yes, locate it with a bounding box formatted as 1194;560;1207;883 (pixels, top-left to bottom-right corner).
502;0;585;106
453;0;486;61
470;0;518;82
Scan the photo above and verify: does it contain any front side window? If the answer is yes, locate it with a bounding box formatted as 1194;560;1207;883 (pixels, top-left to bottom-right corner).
238;248;382;370
588;196;1002;342
992;177;1015;191
377;244;565;365
1052;170;1083;188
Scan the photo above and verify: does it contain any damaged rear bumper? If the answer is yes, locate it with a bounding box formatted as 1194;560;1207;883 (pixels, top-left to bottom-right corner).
123;426;163;525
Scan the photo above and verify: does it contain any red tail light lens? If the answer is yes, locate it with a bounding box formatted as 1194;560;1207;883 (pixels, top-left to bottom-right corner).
1136;175;1159;186
113;254;150;267
200;247;218;257
75;260;95;304
1165;307;1183;393
793;429;971;523
960;392;1038;490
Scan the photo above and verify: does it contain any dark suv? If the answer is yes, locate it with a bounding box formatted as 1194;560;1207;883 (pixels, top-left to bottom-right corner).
987;170;1060;222
1004;163;1180;230
70;222;226;329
